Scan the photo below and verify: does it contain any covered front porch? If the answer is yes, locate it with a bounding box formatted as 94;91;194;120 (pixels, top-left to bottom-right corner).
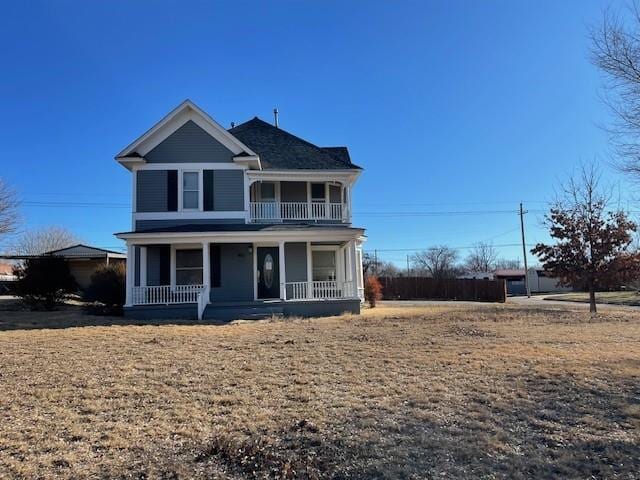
124;237;364;320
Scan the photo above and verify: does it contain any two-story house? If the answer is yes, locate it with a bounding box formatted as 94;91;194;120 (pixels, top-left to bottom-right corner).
115;100;365;320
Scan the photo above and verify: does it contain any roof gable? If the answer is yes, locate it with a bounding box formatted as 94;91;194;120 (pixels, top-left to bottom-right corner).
116;100;259;169
145;120;235;163
229;118;361;170
46;244;125;258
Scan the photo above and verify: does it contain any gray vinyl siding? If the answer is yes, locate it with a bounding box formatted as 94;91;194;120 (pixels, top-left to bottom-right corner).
135;218;244;231
145;120;235;163
137;170;168;212
146;246;162;286
285;242;307;299
281;182;307;202
210;243;254;302
213;170;244;211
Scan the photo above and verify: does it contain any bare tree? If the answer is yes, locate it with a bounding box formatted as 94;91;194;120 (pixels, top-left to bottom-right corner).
494;258;522;270
13;226;80;255
0;178;19;238
464;242;498;273
411;245;460;279
362;252;400;277
591;4;640;178
532;163;640;313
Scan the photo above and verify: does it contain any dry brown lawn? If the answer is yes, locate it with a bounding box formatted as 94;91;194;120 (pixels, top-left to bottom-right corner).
548;291;640;307
0;302;639;479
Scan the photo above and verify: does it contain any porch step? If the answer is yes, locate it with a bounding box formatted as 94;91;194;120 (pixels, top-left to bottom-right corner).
202;303;284;322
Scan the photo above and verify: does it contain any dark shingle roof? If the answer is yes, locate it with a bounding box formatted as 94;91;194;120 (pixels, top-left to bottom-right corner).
229;118;361;170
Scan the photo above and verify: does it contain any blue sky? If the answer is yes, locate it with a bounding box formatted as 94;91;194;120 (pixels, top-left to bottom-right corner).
0;0;631;266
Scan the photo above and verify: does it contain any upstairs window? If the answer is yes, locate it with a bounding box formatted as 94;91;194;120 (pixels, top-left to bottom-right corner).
182;171;199;210
311;183;325;202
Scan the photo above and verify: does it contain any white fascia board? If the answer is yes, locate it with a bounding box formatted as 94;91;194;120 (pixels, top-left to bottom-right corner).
247;169;361;184
134;212;246;220
115;100;258;166
116;228;365;244
133;162;247;171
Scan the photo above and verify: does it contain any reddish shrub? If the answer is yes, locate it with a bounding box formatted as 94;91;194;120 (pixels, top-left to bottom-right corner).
364;276;383;307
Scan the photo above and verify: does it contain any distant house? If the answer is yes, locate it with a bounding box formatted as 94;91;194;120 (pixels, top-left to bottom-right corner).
458;271;494;280
493;268;571;295
44;245;126;289
0;244;126;290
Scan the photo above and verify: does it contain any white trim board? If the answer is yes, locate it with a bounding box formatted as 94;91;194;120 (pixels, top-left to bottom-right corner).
117;229;366;244
134;212;246;220
133;162;246;171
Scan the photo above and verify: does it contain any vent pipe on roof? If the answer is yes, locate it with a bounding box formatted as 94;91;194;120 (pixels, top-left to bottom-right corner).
273;108;279;128
230;121;235;128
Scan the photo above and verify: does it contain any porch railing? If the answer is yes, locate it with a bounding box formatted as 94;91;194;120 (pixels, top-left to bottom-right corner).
131;284;205;305
284;281;357;301
250;202;347;222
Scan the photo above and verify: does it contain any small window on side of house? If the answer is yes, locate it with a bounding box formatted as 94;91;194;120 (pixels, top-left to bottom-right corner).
182;171;199;210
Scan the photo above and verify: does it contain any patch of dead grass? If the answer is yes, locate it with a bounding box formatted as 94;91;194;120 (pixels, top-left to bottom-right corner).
0;303;639;478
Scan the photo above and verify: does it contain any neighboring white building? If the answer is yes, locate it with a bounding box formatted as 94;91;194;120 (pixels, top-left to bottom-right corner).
493;268;572;295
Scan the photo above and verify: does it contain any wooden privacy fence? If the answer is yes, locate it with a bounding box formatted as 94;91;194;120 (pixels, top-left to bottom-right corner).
378;276;507;303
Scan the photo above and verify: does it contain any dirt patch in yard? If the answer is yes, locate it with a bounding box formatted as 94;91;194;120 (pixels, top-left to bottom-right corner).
0;303;638;478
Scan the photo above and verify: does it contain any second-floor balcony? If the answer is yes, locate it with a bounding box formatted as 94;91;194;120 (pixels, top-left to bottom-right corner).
248;178;353;223
249;201;349;222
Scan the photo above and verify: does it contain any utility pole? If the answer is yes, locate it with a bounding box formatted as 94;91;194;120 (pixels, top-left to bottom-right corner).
406;254;410;276
519;202;531;298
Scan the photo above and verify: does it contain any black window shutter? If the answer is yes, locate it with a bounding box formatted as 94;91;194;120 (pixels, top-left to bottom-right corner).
167;170;178;211
211;245;221;288
159;245;170;285
203;170;214;211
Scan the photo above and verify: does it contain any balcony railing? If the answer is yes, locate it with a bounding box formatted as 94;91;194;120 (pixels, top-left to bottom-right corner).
131;284;205;305
250;201;347;222
284;281;357;301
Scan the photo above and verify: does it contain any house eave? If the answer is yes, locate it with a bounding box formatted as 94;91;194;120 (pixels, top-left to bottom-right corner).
115;228;366;244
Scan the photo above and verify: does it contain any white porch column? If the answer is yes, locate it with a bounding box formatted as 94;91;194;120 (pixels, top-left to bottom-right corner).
279;241;286;300
344;184;351;223
336;246;345;285
125;243;135;306
202;241;210;303
140;246;147;287
356;243;364;301
348;240;357;297
170;245;176;288
306;241;313;299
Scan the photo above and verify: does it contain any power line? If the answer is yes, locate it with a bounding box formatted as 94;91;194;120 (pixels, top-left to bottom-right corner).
365;242;536;253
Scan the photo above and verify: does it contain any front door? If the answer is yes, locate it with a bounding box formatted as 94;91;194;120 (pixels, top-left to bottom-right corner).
257;247;280;299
